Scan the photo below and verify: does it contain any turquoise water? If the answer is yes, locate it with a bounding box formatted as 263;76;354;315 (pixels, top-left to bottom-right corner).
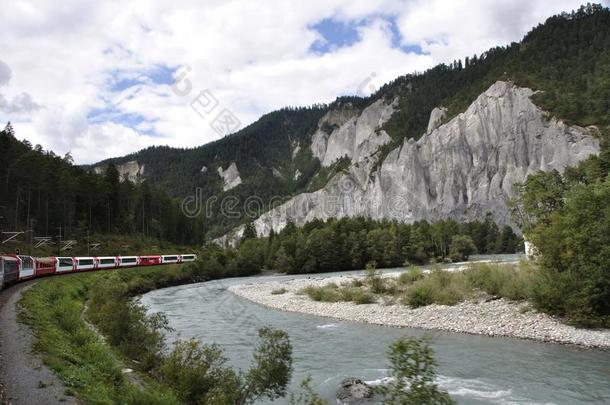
141;255;610;404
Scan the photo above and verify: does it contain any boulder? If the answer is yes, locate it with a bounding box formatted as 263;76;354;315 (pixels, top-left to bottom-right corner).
336;377;372;403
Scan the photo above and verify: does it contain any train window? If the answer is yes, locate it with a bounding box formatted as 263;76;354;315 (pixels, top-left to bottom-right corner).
99;258;115;265
19;256;34;268
164;256;178;261
183;255;195;260
122;258;137;263
4;261;17;273
79;259;94;266
59;258;73;267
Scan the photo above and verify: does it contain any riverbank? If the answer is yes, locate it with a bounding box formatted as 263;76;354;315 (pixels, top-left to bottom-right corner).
3;265;205;405
229;273;610;349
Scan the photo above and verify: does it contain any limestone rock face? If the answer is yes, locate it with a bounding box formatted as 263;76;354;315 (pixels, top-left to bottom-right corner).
248;81;599;237
94;160;145;183
427;106;447;133
311;98;396;167
217;162;242;191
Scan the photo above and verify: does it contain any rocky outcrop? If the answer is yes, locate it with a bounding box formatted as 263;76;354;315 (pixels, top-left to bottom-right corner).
217;162;242;191
427;106;447;133
310;98;396;167
94;160;145;182
248;81;599;236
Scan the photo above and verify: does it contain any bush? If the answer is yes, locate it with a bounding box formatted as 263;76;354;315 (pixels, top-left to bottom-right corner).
449;235;478;262
271;288;288;295
339;287;375;304
403;283;435;308
402;270;471;307
159;340;240;405
398;267;424;285
365;262;387;293
376;337;455;404
300;286;342;302
464;262;535;300
87;275;169;371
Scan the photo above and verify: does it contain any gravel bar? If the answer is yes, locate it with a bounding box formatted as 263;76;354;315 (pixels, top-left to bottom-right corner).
229;274;610;349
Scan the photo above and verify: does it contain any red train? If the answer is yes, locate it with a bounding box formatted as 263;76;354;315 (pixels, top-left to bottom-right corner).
0;254;197;289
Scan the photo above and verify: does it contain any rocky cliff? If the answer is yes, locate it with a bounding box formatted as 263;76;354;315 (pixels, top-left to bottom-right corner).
93;160;145;182
246;81;599;237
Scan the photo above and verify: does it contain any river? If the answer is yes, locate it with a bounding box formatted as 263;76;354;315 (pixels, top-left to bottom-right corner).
141;255;610;404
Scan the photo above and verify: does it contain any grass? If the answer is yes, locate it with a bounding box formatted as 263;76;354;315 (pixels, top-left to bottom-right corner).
19;271;181;405
299;261;540;309
271;288;288;295
299;284;375;305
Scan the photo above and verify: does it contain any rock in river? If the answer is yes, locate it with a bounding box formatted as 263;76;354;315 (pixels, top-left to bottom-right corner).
337;377;372;403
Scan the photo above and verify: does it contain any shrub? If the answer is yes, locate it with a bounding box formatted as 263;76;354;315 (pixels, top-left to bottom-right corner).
402;270;471;307
449;235;478;262
376;337;455;404
271;288;288;295
160;340;239;405
398;267;424;285
403;283;435;308
300;286;342;302
365;262;387;293
339;287;375;304
464;262;535;300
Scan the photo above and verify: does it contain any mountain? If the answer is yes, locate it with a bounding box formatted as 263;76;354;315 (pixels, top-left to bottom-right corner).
93;4;610;240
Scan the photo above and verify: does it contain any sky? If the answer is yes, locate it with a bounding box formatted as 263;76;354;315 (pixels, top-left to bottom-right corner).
0;0;601;164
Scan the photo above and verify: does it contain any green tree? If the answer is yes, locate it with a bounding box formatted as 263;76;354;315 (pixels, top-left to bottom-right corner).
237;327;293;404
449;235;478;262
242;222;257;241
528;175;610;326
376;337;454;405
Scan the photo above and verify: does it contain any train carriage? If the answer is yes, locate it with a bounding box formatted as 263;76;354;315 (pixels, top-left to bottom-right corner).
17;255;35;280
181;254;196;262
1;256;20;287
56;257;75;273
161;255;179;264
35;257;57;277
96;256;118;270
118;256;138;268
139;256;162;266
75;257;95;271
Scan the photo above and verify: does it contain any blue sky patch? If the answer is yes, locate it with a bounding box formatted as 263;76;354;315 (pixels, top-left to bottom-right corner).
87;107;157;136
386;16;426;55
310;18;362;53
310;15;426;55
107;65;176;91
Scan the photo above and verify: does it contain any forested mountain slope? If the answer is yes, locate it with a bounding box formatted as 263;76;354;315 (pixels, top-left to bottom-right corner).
93;4;610;239
0;123;201;246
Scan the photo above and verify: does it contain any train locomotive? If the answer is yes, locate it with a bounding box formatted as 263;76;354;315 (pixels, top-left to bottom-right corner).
0;253;197;290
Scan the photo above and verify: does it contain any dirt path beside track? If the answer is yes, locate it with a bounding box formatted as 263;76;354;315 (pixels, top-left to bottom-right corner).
0;282;78;405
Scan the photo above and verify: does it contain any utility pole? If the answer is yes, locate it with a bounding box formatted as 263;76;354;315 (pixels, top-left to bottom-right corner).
57;226;62;256
27;219;34;255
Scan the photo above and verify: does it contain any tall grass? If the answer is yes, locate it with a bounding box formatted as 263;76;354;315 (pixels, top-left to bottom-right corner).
300;284;375;304
300;261;540;310
402;270;472;307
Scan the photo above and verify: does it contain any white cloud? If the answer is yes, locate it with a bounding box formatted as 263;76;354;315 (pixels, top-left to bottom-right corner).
0;0;590;164
396;0;586;64
0;61;11;86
